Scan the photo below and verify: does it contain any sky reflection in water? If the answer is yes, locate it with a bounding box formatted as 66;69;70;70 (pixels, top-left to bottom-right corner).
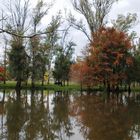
0;90;140;140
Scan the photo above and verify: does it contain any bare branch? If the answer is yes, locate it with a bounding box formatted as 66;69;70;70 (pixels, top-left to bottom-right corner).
68;14;92;42
70;0;118;41
0;28;69;38
32;0;53;32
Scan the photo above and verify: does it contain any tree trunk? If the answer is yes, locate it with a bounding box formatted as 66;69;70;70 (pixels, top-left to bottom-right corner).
31;46;35;88
67;80;69;86
47;77;50;85
107;83;110;93
3;45;6;85
31;79;35;88
16;88;21;101
16;80;21;89
128;84;131;94
47;64;51;84
80;81;83;91
42;78;44;86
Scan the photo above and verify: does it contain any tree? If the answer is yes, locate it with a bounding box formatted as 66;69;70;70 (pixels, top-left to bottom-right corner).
30;0;52;87
69;0;118;42
0;0;53;38
29;13;61;86
2;35;8;84
44;14;61;84
87;27;133;90
112;13;137;34
0;66;5;81
112;13;138;41
6;0;30;88
111;13;138;90
53;42;75;86
9;40;29;87
70;59;92;90
126;39;140;86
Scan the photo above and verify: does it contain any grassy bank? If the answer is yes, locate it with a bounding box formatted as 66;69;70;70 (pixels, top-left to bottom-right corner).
0;81;82;91
0;81;140;92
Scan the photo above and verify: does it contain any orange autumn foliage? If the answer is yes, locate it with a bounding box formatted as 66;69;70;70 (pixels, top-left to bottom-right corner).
87;27;133;86
70;60;93;87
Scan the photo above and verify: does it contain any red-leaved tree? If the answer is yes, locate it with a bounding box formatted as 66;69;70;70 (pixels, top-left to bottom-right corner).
87;27;133;90
0;66;5;81
70;59;93;89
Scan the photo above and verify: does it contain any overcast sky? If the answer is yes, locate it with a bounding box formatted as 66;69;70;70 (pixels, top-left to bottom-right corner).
0;0;140;57
43;0;140;56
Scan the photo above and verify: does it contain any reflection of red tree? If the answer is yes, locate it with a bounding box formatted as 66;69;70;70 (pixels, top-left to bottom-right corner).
70;94;135;140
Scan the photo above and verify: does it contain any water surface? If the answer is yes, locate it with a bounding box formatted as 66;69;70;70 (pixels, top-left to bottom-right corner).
0;90;140;140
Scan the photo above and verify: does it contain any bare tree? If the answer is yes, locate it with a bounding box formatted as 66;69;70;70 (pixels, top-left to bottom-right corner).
69;0;118;42
0;0;65;39
0;0;55;38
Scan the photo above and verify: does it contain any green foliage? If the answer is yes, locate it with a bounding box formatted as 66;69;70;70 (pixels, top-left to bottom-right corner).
45;14;61;76
33;0;52;27
53;42;75;83
8;41;29;82
33;47;47;80
112;13;138;40
127;44;140;84
112;13;137;33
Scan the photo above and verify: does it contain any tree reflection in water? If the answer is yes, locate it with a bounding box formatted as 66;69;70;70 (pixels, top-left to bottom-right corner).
0;90;140;140
52;91;74;139
0;90;74;140
70;92;140;140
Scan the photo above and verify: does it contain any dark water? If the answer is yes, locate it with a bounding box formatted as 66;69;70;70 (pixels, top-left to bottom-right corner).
0;90;140;140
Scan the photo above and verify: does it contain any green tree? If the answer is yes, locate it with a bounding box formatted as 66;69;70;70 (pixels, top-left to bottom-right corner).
29;13;61;86
30;0;52;87
126;39;140;86
53;42;75;85
6;0;30;88
112;13;137;34
112;13;138;42
9;40;29;87
44;14;61;84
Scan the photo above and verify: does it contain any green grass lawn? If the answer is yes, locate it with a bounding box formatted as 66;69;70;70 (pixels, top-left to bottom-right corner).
0;81;140;92
0;81;81;91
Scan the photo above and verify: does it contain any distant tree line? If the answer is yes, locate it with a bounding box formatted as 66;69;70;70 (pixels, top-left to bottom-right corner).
0;0;75;88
